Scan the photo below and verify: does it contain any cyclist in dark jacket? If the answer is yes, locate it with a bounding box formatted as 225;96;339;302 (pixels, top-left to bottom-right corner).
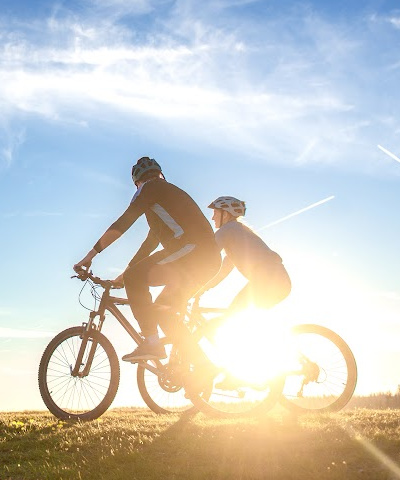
74;157;221;362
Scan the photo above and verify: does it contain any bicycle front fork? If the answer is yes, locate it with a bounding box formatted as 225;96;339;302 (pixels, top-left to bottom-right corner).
71;311;104;377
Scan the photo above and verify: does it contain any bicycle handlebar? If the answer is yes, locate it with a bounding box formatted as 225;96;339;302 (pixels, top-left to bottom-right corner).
72;267;122;289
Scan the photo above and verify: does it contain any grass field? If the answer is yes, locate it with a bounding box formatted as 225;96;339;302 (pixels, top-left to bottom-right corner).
2;407;400;480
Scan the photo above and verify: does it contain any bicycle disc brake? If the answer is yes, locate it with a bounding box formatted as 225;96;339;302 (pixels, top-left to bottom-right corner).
296;357;320;397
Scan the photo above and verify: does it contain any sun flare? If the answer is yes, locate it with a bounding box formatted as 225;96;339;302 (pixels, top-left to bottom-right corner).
201;307;295;384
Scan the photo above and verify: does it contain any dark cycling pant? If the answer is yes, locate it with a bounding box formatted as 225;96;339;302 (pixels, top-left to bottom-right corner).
230;262;291;311
123;244;221;338
203;262;292;340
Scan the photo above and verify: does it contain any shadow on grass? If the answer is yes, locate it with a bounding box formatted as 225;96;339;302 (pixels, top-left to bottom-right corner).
83;410;395;480
2;409;399;480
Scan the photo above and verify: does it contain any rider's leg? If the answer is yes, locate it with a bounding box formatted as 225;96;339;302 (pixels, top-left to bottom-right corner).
123;253;163;337
249;264;292;309
154;266;216;366
227;263;292;312
200;283;251;342
203;276;283;343
122;252;173;361
152;246;223;383
149;248;222;394
123;245;220;363
123;249;192;336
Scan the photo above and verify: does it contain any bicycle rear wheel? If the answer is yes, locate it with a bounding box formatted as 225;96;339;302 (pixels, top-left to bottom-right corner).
137;338;197;414
38;326;120;420
280;324;357;413
186;367;284;418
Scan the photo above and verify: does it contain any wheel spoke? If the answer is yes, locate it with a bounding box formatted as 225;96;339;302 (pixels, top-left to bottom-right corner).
281;325;357;413
39;327;119;420
137;339;196;414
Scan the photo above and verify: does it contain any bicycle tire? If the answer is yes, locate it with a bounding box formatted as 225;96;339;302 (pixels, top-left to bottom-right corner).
188;377;284;418
186;365;285;418
38;326;120;420
280;324;357;413
137;338;197;414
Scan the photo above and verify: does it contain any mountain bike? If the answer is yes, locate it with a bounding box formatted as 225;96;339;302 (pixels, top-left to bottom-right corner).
38;269;199;420
179;299;357;416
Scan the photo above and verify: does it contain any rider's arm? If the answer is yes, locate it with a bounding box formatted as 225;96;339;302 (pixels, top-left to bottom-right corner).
74;189;149;270
74;223;131;270
93;201;145;254
75;228;122;269
200;255;234;292
128;229;160;266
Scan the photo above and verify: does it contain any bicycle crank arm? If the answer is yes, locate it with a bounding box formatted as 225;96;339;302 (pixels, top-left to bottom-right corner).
138;360;164;377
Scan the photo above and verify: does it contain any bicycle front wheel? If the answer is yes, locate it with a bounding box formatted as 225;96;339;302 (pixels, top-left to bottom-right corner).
137;338;197;414
38;326;120;420
280;324;357;413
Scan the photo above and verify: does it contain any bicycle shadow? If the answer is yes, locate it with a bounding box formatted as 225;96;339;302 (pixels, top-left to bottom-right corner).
89;409;391;480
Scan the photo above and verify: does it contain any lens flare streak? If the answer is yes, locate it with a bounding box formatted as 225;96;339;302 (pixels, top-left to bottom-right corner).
343;423;400;479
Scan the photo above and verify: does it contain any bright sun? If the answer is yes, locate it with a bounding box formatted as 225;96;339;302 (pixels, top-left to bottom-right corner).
200;307;295;384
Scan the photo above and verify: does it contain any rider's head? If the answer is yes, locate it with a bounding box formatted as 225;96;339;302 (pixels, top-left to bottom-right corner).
208;196;246;228
131;157;164;187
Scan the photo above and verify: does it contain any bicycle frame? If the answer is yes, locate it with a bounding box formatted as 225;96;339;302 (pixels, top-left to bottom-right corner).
72;280;229;377
72;282;143;377
184;295;228;330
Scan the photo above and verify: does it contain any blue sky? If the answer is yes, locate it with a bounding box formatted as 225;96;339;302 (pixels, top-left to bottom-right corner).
0;0;399;411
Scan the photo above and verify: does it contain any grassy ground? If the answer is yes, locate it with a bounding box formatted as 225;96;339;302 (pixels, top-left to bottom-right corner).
1;408;400;480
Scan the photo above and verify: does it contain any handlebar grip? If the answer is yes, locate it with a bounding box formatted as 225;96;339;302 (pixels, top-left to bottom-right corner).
72;267;117;289
73;266;90;281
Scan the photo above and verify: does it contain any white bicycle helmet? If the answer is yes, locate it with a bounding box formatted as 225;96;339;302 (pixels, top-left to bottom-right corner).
132;157;162;184
208;196;246;217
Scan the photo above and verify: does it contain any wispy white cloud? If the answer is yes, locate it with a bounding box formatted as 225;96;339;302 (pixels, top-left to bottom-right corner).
368;12;400;40
87;0;162;17
0;127;25;168
0;2;398;172
388;15;400;29
294;138;319;164
202;0;261;8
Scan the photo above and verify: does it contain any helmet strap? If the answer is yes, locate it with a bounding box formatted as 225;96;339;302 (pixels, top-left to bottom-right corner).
221;210;235;226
